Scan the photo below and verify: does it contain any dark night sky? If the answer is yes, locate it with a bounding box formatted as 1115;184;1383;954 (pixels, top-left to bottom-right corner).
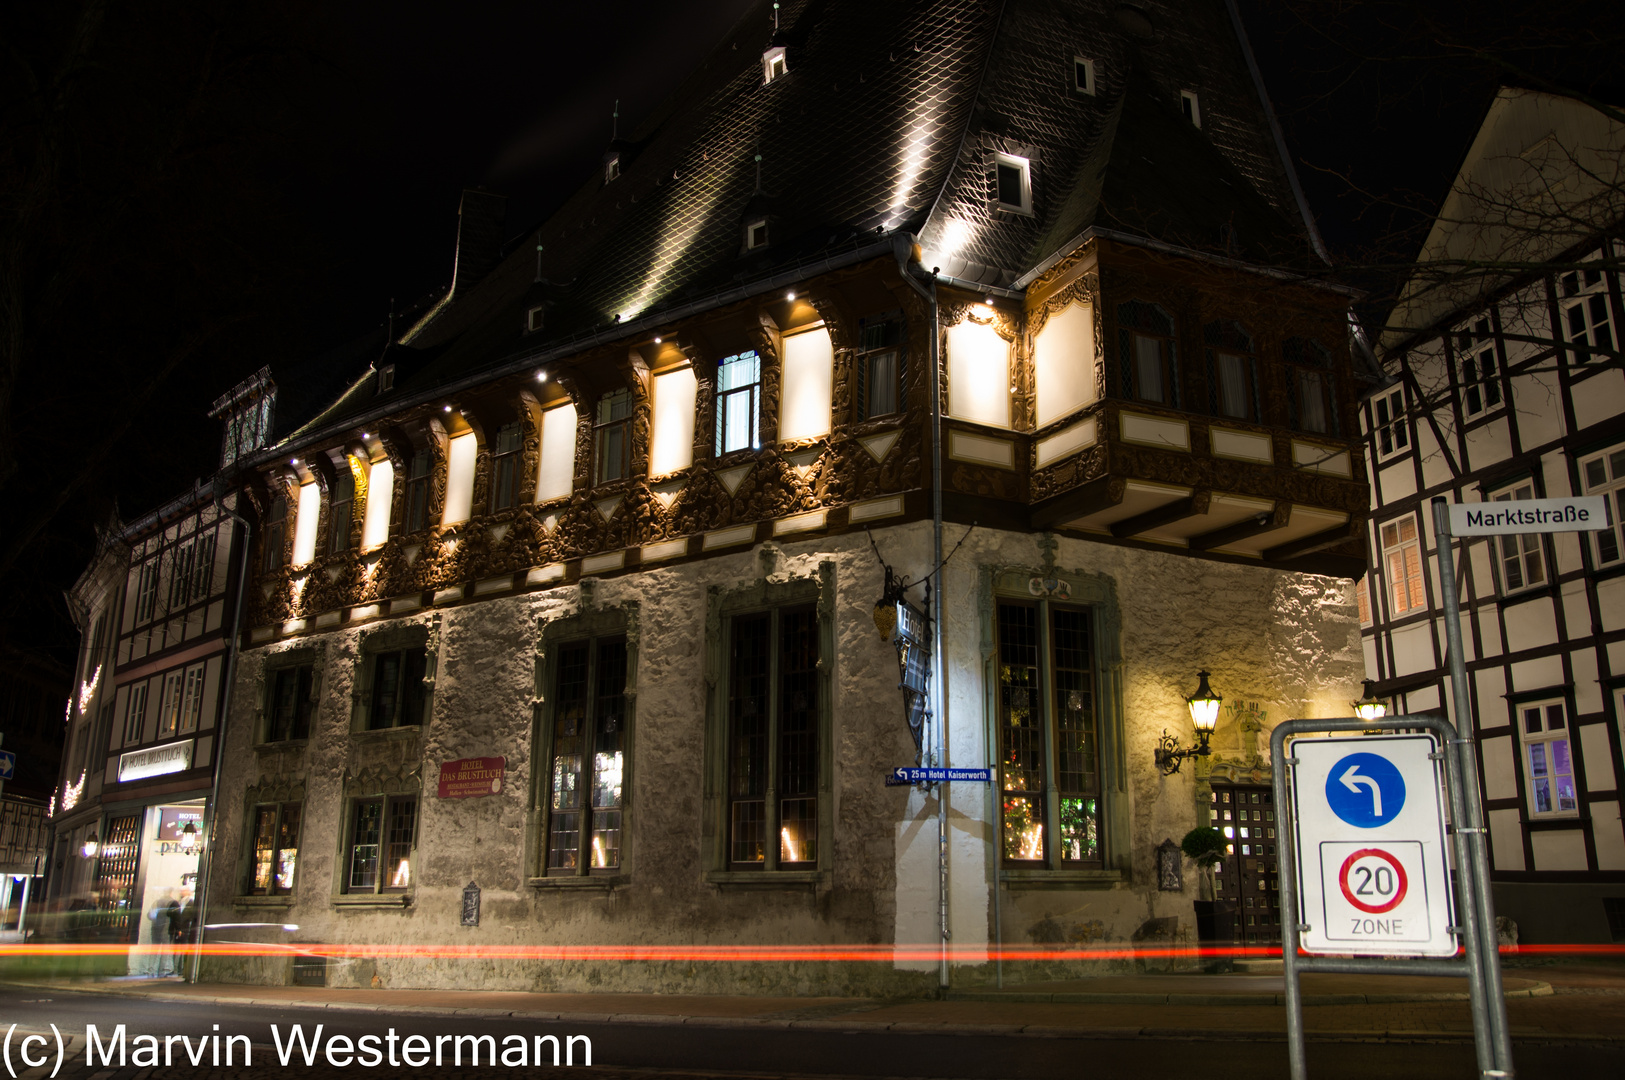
2;0;1620;693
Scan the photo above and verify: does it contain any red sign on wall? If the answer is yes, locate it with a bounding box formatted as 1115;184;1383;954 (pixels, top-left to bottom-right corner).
437;757;506;799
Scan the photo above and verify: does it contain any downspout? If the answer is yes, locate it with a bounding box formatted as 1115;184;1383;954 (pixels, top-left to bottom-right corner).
894;234;949;994
189;484;252;984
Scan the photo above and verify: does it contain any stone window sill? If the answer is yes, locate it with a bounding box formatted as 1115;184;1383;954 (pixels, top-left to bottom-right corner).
232;894;294;907
1000;869;1123;889
528;875;629;890
331;893;412;908
705;870;827;888
350;724;422;742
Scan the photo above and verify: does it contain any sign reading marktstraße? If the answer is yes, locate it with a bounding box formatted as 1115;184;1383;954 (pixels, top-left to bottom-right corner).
1448;496;1607;536
437;756;506;799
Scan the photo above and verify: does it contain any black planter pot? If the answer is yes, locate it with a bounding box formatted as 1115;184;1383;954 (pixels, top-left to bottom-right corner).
1193;899;1218;941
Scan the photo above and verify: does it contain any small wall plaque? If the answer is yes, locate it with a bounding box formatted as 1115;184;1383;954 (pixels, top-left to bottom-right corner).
1157;838;1183;891
461;881;481;927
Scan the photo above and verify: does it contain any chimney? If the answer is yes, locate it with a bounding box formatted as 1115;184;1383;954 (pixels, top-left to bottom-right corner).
451;189;508;296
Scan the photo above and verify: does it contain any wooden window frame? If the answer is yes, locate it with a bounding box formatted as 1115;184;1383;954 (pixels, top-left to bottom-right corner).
342;793;418;894
1379;515;1427;616
245;801;302;896
1517;699;1579;819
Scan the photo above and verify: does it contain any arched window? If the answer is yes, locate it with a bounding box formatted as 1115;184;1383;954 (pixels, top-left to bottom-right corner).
1117;301;1178;406
1204;321;1258;422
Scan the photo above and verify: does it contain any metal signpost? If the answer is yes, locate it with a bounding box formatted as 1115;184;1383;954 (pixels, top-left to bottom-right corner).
1275;494;1606;1078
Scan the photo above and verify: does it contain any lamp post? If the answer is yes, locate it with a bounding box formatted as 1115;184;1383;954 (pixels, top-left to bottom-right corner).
1155;670;1222;775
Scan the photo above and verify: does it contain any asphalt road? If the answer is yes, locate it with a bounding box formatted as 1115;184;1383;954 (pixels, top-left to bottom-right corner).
0;988;1619;1079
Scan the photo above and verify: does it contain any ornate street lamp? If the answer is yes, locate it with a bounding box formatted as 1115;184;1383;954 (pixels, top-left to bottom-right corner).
179;821;200;855
81;831;100;858
1155;670;1222;775
1352;679;1388;723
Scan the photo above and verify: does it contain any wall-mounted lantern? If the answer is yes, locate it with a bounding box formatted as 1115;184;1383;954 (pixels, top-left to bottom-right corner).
1352;679;1388;723
1155;670;1222;775
874;564;931;755
179;822;200;855
81;831;100;859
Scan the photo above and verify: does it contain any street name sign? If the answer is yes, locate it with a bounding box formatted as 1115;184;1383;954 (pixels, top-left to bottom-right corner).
0;750;14;780
1288;734;1455;957
1448;496;1606;536
886;766;992;786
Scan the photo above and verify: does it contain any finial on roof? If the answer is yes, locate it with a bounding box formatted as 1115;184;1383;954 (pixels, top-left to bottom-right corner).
754;152;763;193
773;2;780;30
534;241;544;283
612;99;619;142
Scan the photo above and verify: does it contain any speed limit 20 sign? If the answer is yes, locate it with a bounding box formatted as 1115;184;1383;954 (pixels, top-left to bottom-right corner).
1289;734;1455;957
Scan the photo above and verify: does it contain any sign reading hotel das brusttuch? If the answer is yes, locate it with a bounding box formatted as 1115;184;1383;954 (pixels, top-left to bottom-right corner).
437;756;505;800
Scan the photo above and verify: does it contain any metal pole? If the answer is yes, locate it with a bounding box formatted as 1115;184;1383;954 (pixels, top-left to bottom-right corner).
16;855;36;941
1270;722;1308;1080
1431;497;1514;1075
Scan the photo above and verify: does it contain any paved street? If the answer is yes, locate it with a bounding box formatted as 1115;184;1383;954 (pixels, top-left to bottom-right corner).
0;961;1622;1078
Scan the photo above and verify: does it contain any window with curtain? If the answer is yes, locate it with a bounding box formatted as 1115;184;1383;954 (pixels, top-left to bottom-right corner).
716;352;762;454
1284;337;1335;435
1117;301;1177;406
1380;517;1426;615
1204;321;1257;422
595;390;632;483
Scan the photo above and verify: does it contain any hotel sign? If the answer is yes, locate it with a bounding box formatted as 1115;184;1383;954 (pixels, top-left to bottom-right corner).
118;740;194;783
1448;496;1607;536
437;756;505;799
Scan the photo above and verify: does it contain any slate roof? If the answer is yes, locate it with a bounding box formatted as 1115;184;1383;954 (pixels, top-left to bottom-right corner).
283;0;1318;444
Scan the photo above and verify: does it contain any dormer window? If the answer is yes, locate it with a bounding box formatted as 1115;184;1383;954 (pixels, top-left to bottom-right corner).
527;306;546;333
378;363;396;394
762;46;787;84
1181;90;1201;128
993;153;1032;215
746;218;769;250
1073;56;1095;95
604;153;620;184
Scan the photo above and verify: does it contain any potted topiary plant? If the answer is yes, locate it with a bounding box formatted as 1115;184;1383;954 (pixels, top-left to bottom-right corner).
1182;826;1229;943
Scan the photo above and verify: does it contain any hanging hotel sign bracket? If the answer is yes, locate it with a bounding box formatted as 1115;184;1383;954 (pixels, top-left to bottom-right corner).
867;525;975;769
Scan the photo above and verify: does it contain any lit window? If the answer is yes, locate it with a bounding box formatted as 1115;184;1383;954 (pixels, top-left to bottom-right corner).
993;153;1032;214
1455;317;1501;416
490;422;523;511
1116;300;1177;406
1379;517;1426;615
527;306;546;333
857;319;904;420
595;390;633;483
1491;482;1546;592
762;46;787;83
404;451;432;533
543;636;627;875
264;664;314;743
1519;701;1578;817
1560;266;1614;362
1205;321;1257;421
746;218;769;250
345;794;417;893
246;802;301;896
177;664;204;735
365;647;427;730
1284;337;1335;435
1356;576;1372;627
996;600;1102;866
1580;445;1625;567
603;153;620;184
157;670;183;739
1181;90;1201;128
1073;56;1096;95
725;604;822;870
1373;385;1409;458
715;352;761;454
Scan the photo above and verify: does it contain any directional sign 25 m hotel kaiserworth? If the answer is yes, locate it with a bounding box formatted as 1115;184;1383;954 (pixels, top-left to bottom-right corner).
1289;735;1456;957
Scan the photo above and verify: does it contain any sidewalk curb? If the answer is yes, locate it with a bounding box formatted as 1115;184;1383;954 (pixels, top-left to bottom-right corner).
7;980;1615;1045
944;979;1554;1007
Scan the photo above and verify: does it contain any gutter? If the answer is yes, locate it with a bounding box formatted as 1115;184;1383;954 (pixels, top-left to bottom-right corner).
260;235;901;467
893;234;951;997
1013;226;1358;294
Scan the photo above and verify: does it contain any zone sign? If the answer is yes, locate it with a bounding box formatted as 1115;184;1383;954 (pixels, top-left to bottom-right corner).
1288;734;1456;957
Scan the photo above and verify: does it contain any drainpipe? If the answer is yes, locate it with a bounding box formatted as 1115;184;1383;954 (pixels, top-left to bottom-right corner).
189;484;252;984
894;234;949;994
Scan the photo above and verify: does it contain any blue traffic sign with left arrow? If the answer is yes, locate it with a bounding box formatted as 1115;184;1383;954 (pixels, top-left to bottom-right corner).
1325;751;1406;828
